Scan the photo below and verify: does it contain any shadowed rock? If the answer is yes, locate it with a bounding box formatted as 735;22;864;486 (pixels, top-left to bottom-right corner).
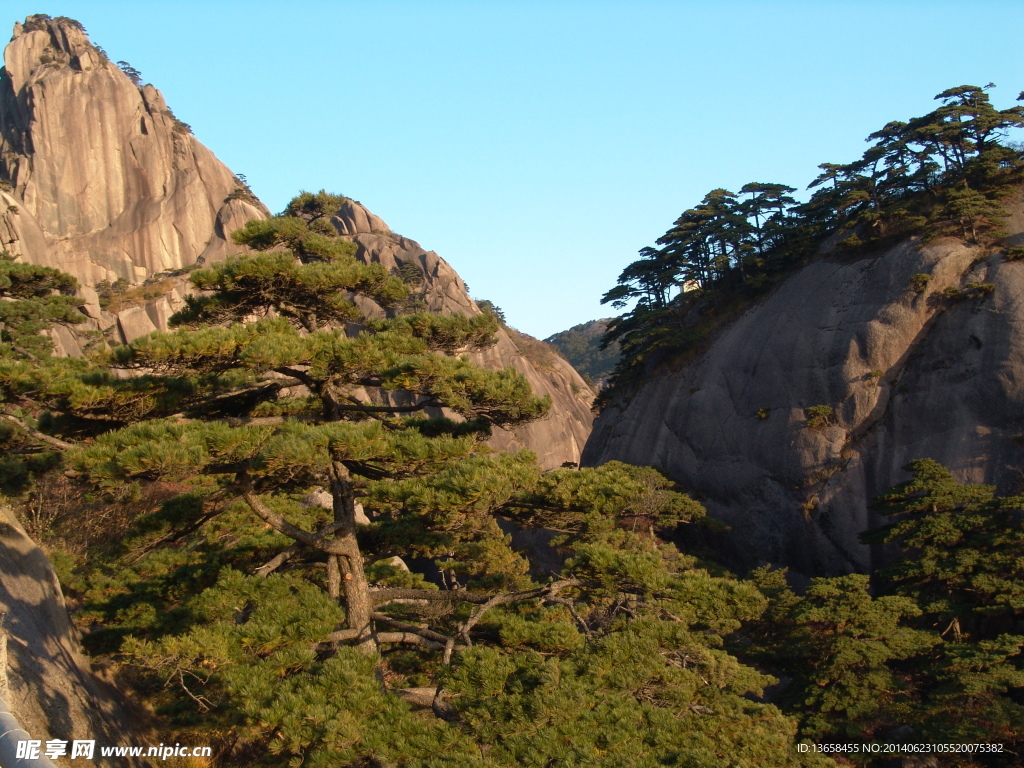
0;507;147;767
584;208;1024;576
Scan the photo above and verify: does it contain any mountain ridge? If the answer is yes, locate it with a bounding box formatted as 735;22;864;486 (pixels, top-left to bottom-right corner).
0;13;593;469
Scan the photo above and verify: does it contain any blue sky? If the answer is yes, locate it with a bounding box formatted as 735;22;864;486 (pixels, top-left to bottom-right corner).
7;1;1024;337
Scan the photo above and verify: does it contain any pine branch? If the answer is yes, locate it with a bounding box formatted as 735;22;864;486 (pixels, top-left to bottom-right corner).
0;412;75;451
457;579;579;646
238;474;347;555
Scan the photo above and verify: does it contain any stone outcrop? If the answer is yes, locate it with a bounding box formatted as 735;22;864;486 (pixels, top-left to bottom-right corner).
0;15;267;291
583;214;1024;576
333;200;594;469
0;506;147;767
0;15;593;467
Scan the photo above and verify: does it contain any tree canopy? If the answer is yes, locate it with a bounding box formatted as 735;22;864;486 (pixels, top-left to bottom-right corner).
6;192;827;766
599;84;1024;402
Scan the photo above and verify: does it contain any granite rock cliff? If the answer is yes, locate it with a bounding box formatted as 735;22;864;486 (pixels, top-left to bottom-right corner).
0;15;593;468
0;16;267;286
583;209;1024;576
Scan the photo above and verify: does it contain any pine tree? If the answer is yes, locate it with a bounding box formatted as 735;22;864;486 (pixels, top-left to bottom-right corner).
865;459;1024;749
0;253;89;488
72;191;552;655
47;192;825;764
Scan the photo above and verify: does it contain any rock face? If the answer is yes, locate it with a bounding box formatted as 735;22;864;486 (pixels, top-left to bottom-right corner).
0;506;145;767
0;16;594;467
0;15;267;288
332;200;594;469
583;218;1024;576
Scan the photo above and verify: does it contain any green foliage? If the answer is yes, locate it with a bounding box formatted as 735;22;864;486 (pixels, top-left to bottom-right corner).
742;460;1024;762
394;259;425;287
96;276;175;313
1004;246;1024;261
123;570;477;767
745;569;936;744
908;272;931;292
280;189;349;222
803;405;834;430
867;459;1024;634
508;460;705;535
172;251;404;331
0;420;60;492
866;460;1024;752
545;319;620;388
0;254;84;357
601;84;1024;400
965;281;996;297
116;60;142;85
474;299;505;325
445;622;823;768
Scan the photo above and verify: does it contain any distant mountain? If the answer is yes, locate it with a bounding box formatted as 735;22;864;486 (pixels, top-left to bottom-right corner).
546;319;619;389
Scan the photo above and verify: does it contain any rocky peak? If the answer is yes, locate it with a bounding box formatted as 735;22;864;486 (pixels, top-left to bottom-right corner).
0;15;594;467
332;198;391;236
0;15;267;286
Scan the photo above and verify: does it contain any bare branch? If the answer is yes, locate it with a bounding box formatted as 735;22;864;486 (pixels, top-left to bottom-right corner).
458;579;578;645
372;614;453;645
369;588;492;606
253;520;349;577
375;632;447;650
238;474;347;555
1;413;75;451
254;543;303;578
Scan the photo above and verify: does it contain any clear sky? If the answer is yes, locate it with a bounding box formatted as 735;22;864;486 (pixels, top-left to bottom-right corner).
7;1;1024;337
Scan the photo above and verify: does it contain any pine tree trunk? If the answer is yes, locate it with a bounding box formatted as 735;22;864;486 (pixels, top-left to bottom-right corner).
327;555;341;601
329;459;376;654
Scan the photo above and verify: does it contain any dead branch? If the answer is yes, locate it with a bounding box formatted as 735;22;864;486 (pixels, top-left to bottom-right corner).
1;413;75;451
372;614;453;645
375;632;447;650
